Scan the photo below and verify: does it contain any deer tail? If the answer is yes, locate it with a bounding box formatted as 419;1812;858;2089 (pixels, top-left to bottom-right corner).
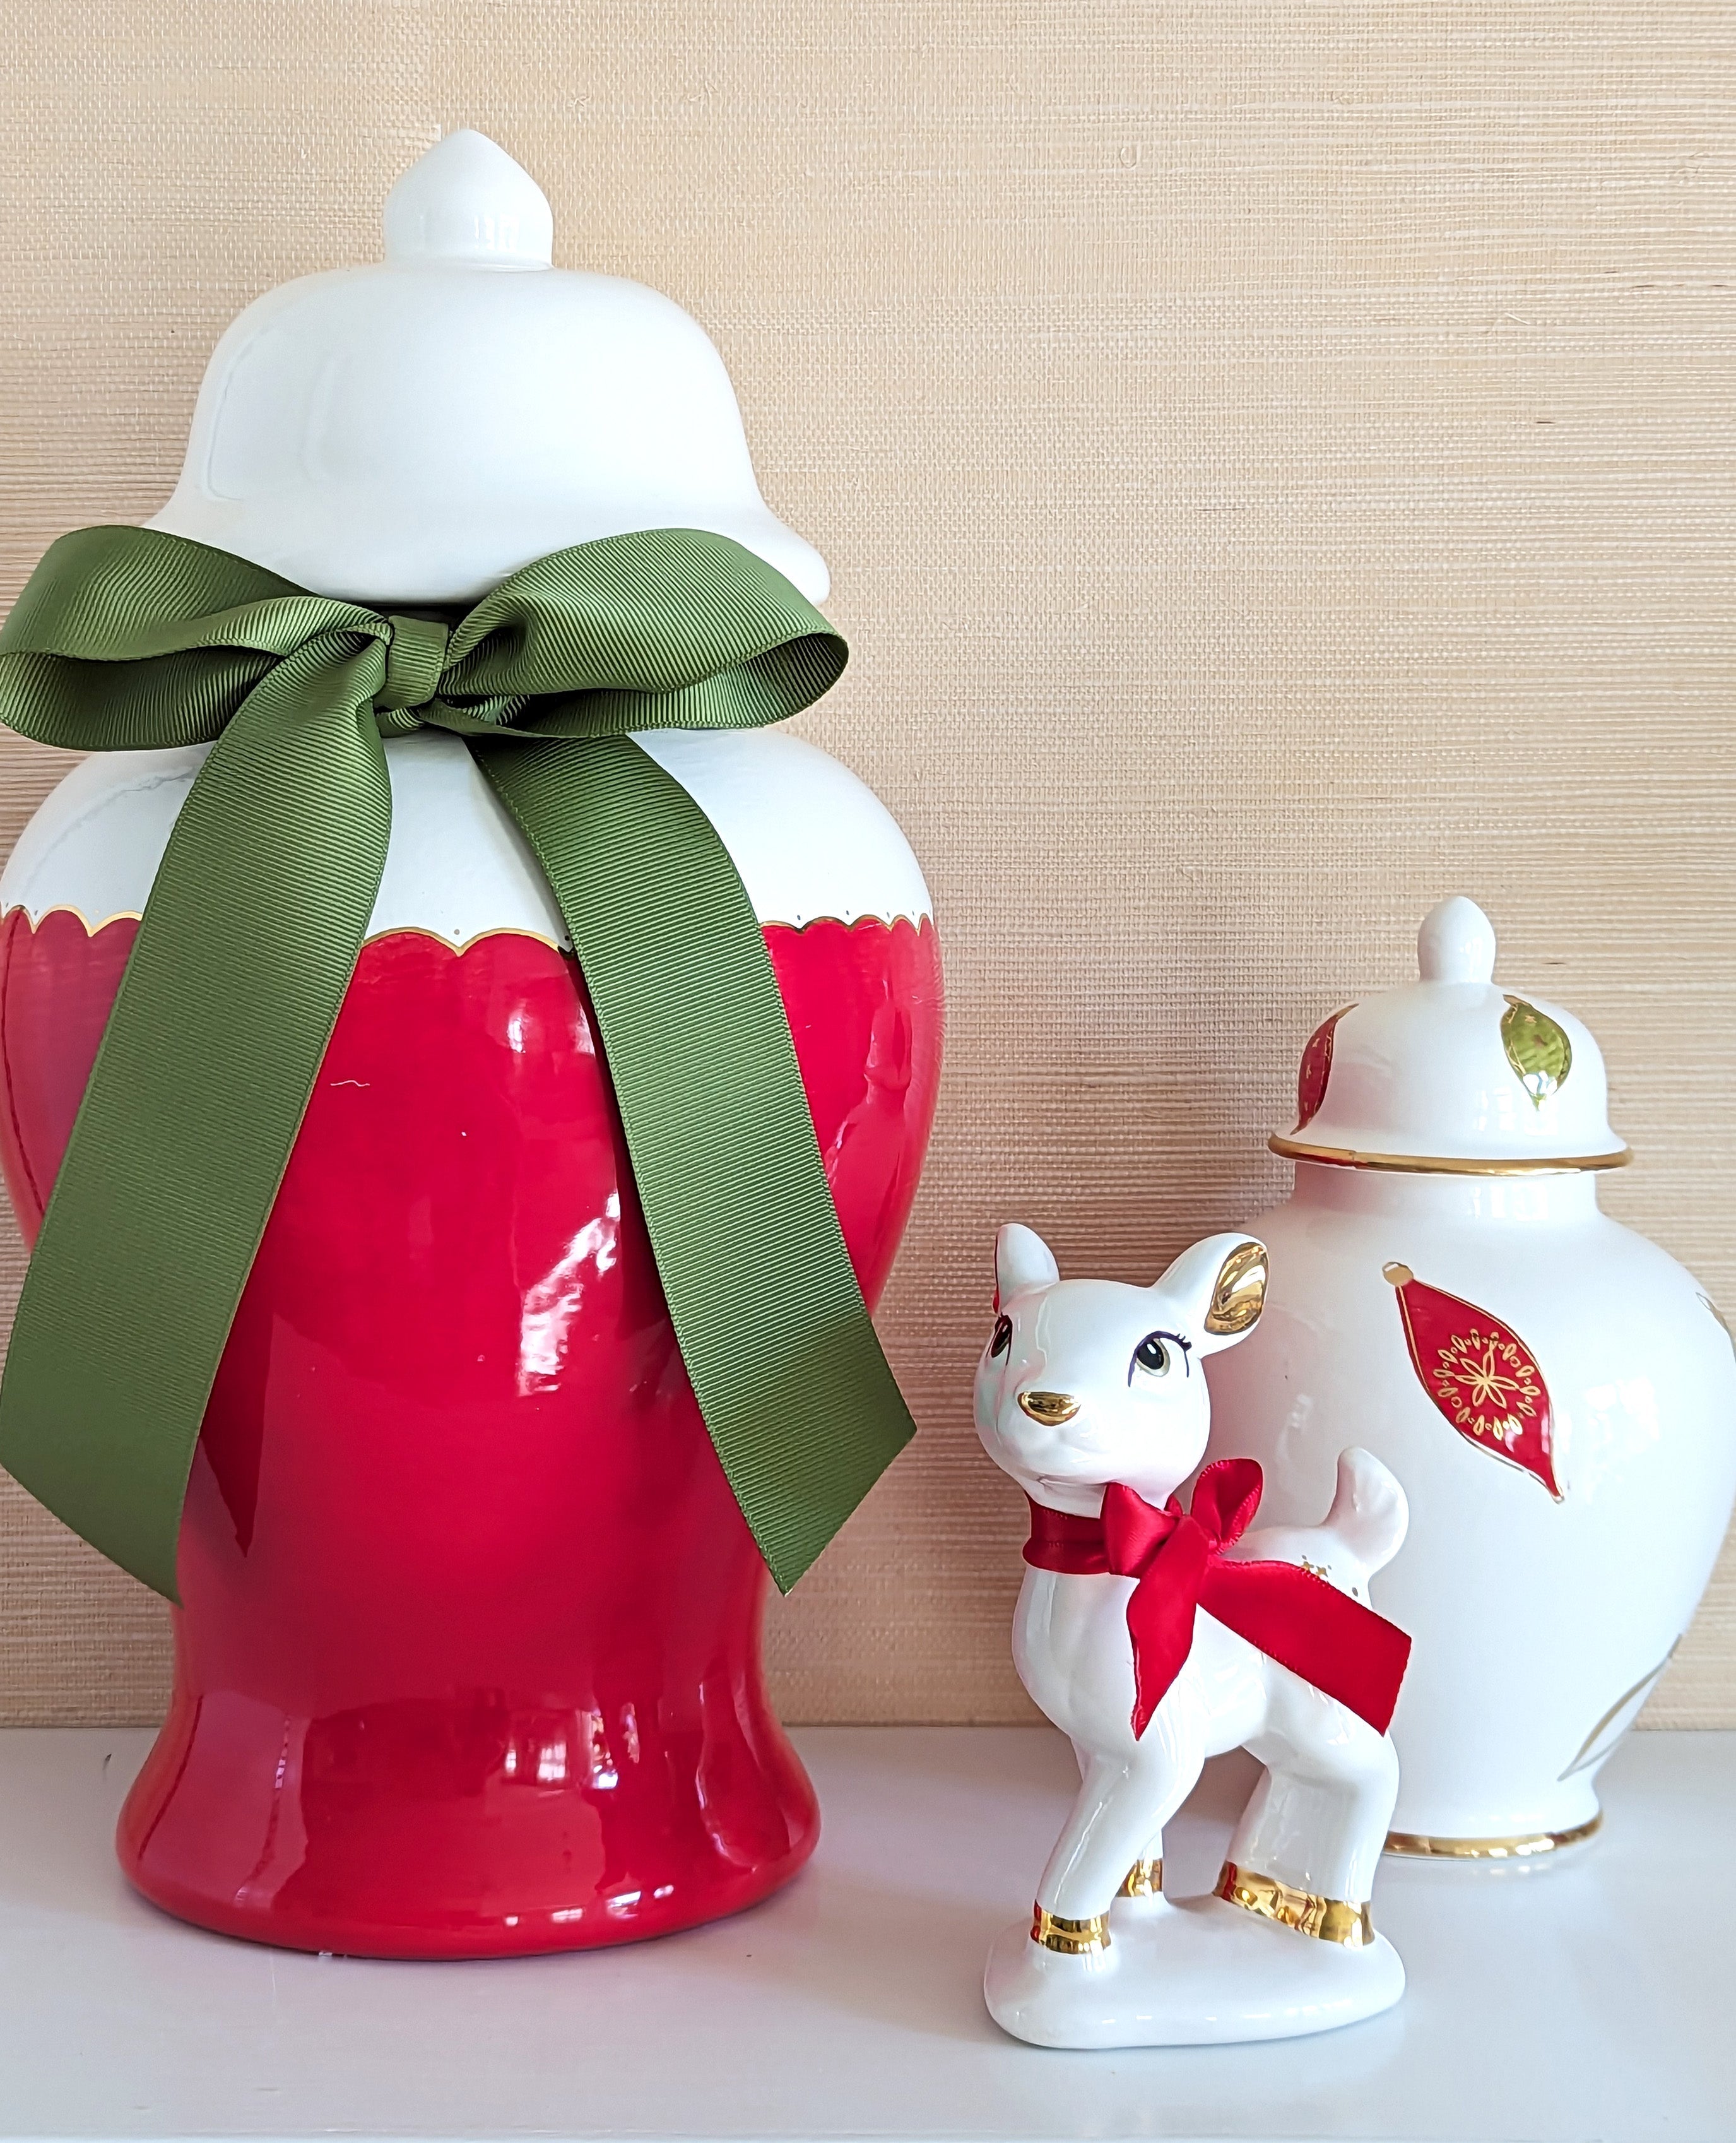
1323;1446;1408;1576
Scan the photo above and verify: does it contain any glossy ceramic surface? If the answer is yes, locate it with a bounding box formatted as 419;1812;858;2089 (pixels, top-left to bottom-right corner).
983;1897;1405;2050
1207;1165;1736;1843
0;729;933;949
1274;897;1626;1172
148;132;829;603
0;906;941;1956
0;124;939;1956
1206;900;1736;1848
974;1225;1407;2048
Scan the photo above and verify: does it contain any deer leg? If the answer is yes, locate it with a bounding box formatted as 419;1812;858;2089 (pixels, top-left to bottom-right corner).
1034;1714;1205;1949
1223;1692;1399;1942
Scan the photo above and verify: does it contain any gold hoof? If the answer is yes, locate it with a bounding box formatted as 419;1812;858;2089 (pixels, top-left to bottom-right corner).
1119;1856;1162;1898
1031;1904;1110;1954
1215;1861;1374;1948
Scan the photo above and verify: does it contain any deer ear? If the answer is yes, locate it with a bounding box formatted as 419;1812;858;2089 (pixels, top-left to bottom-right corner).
1151;1234;1268;1354
995;1223;1060;1303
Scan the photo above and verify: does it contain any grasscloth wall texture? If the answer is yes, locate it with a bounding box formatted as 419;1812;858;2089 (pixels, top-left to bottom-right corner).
0;1;1730;1725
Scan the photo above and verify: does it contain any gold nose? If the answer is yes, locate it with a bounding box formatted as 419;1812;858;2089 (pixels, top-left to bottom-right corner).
1018;1390;1080;1424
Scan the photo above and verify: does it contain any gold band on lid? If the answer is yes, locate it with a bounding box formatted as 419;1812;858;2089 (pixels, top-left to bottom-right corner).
1119;1856;1162;1899
1031;1904;1110;1954
1385;1813;1601;1860
1270;1132;1631;1177
1215;1862;1374;1948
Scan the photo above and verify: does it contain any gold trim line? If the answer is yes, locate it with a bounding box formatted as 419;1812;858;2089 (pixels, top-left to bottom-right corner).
1385;1813;1602;1861
1119;1856;1162;1899
1031;1904;1110;1954
1215;1862;1374;1947
1;901;144;936
0;905;937;948
1560;1647;1678;1781
0;903;573;956
1270;1134;1631;1177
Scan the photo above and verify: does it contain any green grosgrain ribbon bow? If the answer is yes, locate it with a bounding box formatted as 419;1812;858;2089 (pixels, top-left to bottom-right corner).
0;521;918;1601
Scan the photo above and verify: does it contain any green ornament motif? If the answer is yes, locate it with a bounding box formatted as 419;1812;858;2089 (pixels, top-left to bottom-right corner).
1501;995;1573;1109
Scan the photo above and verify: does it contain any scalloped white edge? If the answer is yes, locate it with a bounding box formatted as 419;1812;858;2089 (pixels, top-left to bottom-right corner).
0;728;933;947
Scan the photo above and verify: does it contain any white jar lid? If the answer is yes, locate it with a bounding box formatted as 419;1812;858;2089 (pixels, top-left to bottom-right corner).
148;131;827;605
1270;896;1630;1175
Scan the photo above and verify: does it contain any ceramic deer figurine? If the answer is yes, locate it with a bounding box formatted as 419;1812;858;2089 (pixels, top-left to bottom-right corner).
976;1223;1414;2047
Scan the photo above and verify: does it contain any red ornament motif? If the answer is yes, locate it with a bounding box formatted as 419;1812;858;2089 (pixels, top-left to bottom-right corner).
1384;1262;1561;1500
1295;1006;1354;1130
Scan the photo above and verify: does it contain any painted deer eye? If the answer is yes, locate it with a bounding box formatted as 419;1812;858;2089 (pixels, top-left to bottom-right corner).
1130;1331;1188;1382
989;1315;1013;1359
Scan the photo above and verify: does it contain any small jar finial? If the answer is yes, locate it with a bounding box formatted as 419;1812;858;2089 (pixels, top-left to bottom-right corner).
382;129;553;268
1417;896;1497;985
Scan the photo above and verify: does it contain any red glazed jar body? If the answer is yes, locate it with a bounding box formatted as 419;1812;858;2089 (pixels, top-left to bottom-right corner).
0;730;941;1957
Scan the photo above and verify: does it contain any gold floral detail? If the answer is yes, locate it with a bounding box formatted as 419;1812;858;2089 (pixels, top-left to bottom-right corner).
1431;1324;1542;1452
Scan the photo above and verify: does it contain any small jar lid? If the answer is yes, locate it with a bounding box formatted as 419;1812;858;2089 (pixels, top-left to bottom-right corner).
1270;896;1630;1176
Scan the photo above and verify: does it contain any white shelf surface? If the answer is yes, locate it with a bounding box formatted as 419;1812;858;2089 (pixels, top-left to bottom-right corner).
0;1724;1730;2142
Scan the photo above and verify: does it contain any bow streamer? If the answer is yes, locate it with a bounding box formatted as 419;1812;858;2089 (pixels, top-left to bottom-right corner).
1024;1459;1410;1738
0;522;917;1600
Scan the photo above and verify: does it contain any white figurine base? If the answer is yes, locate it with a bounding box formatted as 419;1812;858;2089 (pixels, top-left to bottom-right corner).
983;1895;1405;2049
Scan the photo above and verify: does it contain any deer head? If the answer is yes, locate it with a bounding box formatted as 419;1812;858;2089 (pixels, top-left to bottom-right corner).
974;1225;1268;1514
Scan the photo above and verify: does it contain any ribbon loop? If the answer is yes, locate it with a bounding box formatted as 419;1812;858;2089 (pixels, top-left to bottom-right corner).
1025;1466;1412;1740
379;614;452;711
1188;1456;1264;1552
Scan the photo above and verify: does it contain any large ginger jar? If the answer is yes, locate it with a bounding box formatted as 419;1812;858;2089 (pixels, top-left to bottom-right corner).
0;134;942;1955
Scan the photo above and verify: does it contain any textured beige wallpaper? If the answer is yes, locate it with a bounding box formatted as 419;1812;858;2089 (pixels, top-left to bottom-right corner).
0;1;1731;1728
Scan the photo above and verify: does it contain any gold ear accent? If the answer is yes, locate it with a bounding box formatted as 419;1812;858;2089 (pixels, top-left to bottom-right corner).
1205;1240;1268;1336
1215;1862;1373;1947
1031;1904;1110;1954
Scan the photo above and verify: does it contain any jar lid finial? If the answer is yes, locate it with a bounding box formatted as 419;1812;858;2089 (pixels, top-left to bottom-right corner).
382;129;554;270
1417;895;1496;985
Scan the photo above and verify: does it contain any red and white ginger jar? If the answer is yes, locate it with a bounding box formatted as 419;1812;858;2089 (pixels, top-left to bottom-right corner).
0;133;942;1956
1205;897;1734;1858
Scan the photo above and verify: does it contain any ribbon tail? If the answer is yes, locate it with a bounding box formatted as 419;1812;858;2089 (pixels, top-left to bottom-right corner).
476;733;916;1594
1124;1521;1210;1739
0;640;391;1600
1198;1560;1412;1735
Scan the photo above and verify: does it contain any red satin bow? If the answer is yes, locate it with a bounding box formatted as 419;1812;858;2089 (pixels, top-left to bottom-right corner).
1024;1457;1411;1740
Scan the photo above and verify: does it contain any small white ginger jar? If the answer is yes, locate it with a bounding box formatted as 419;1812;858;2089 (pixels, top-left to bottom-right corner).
1204;895;1736;1856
